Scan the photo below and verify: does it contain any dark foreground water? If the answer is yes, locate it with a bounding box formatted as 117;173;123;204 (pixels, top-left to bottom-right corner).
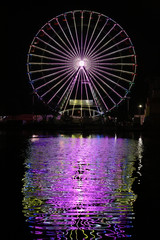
3;131;160;239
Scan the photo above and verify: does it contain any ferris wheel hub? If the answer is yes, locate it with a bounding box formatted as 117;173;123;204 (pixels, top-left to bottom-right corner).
74;57;91;70
79;60;85;67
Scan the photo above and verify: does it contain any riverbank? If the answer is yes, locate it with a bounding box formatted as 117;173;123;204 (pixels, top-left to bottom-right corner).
0;119;158;137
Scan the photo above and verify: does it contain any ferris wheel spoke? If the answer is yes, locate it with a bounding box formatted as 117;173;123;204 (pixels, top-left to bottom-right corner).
29;62;67;66
81;71;83;117
47;22;76;56
31;45;56;57
41;75;70;98
83;72;101;113
35;37;72;60
81;11;83;57
86;21;116;57
83;12;92;58
42;29;75;58
83;67;109;112
28;53;68;63
62;67;81;111
91;67;127;92
83;71;91;117
93;54;135;62
89;69;123;99
31;44;69;61
42;69;76;102
71;72;81;116
85;18;109;57
63;14;80;55
92;66;132;83
89;29;123;58
35;71;74;94
90;67;127;91
62;67;81;112
56;81;75;111
97;62;135;66
91;37;129;60
56;18;77;56
87;71;116;105
72;11;81;54
85;86;92;117
32;67;74;83
96;65;135;75
47;78;74;105
35;69;75;93
92;45;132;61
57;79;73;109
84;14;101;56
30;65;70;74
56;70;79;111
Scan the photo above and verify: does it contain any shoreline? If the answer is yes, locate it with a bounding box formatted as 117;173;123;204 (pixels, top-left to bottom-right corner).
0;121;158;138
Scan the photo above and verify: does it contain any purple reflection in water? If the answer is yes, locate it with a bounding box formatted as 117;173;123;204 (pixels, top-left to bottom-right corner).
22;134;142;239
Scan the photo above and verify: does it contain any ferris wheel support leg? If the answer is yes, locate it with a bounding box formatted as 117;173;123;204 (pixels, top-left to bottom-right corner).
83;67;108;113
71;70;81;116
63;67;81;114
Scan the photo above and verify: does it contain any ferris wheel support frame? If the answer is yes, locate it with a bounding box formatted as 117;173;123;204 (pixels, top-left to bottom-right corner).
27;10;137;118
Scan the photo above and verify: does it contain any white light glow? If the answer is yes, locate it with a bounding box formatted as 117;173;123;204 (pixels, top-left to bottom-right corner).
73;57;91;70
79;60;84;67
138;104;143;108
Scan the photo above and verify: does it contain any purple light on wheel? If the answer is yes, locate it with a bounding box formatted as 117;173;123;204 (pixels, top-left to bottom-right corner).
27;10;137;117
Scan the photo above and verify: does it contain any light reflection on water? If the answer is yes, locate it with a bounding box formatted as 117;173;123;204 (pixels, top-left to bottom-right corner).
22;134;143;239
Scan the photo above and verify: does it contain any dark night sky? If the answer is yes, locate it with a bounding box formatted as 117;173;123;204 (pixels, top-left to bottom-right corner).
2;1;160;115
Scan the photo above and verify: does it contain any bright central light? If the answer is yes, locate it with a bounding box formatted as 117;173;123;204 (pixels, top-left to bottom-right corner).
79;60;84;67
74;57;91;70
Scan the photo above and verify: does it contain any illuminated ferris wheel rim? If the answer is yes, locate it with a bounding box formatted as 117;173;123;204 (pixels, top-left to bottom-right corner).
27;10;137;118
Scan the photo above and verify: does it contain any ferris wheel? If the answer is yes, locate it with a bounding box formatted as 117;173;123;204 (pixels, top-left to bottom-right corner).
27;10;137;118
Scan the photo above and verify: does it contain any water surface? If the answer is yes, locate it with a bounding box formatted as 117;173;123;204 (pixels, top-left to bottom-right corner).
21;134;143;239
